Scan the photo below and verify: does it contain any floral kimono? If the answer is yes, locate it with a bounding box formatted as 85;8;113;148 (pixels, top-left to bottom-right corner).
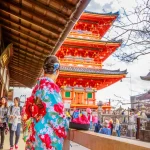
22;77;68;150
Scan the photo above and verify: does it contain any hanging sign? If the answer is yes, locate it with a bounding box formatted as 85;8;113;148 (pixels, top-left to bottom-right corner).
0;43;13;67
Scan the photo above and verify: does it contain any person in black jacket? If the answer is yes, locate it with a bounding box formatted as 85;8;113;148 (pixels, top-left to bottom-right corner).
94;120;102;133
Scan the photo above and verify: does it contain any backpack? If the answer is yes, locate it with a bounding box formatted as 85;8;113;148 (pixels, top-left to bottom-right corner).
10;106;22;115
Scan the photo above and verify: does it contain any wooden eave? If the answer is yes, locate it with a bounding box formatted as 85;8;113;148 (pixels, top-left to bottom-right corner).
0;0;90;88
65;37;121;46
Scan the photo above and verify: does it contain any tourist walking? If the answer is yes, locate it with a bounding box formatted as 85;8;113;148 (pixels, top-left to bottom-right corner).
94;120;102;133
88;112;93;130
108;119;113;135
66;109;71;121
115;118;121;137
8;97;22;150
0;97;9;149
22;55;68;150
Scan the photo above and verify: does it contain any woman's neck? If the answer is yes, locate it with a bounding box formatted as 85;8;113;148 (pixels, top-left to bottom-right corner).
44;74;56;83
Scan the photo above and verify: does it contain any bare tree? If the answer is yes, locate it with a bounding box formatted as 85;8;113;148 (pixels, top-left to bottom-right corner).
105;0;150;62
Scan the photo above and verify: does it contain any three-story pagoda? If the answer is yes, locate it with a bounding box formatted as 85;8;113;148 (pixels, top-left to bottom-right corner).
56;11;127;110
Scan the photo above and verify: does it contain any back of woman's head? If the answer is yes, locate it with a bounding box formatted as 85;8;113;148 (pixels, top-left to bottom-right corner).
43;55;60;74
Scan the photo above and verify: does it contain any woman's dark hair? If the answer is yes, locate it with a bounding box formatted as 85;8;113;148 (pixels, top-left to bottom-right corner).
0;97;8;108
14;97;20;106
43;55;60;74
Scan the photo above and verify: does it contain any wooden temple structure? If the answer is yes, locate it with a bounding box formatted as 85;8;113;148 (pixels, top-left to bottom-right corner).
0;0;90;96
56;11;127;110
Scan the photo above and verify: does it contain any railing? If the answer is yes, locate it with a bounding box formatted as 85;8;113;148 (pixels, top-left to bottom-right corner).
63;129;150;150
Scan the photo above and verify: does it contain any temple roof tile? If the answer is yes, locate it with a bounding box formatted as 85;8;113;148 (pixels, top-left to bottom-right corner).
60;66;127;75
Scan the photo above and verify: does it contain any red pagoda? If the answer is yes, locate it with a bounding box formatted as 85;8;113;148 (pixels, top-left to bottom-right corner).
56;11;127;110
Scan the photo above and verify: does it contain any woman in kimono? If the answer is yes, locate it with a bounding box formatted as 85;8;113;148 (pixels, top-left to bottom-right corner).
22;55;68;150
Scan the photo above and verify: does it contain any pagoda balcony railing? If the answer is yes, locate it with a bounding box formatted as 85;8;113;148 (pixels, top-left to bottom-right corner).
63;129;150;150
60;59;102;67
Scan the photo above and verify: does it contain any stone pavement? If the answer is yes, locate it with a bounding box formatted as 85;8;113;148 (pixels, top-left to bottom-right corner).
2;134;89;150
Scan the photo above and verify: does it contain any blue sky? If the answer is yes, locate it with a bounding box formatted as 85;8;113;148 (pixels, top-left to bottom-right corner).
13;0;150;108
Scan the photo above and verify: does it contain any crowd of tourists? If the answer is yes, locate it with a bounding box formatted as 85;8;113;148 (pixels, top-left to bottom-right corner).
94;118;121;137
0;96;22;150
66;108;121;137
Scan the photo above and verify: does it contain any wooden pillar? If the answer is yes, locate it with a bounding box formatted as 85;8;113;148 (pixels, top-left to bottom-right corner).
136;118;140;139
74;92;77;104
61;88;65;103
93;91;96;105
72;88;74;104
1;83;4;97
63;139;70;150
83;89;86;105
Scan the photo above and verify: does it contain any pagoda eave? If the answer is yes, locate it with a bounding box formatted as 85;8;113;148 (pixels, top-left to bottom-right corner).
59;71;126;79
140;72;150;81
140;76;150;81
73;11;119;39
65;37;121;47
57;76;124;90
71;104;98;109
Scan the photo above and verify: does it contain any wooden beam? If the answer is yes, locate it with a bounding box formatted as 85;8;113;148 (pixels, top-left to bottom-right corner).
3;31;52;53
14;49;44;62
0;15;57;42
10;69;36;80
4;37;50;55
10;61;41;71
13;44;47;58
12;56;43;67
10;75;33;88
9;66;38;78
26;0;72;19
0;7;59;39
12;54;43;72
1;23;54;49
5;0;66;28
11;59;42;71
9;78;27;87
1;0;66;31
11;59;42;70
14;46;45;60
12;56;42;67
9;63;40;75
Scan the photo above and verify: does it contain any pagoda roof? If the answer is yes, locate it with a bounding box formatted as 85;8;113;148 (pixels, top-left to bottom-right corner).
140;72;150;81
57;38;122;62
60;66;127;75
80;11;118;21
64;37;121;47
84;10;119;16
73;10;119;39
131;91;150;100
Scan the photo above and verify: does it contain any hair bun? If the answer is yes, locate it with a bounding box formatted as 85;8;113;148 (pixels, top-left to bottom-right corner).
43;55;59;74
43;64;54;74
